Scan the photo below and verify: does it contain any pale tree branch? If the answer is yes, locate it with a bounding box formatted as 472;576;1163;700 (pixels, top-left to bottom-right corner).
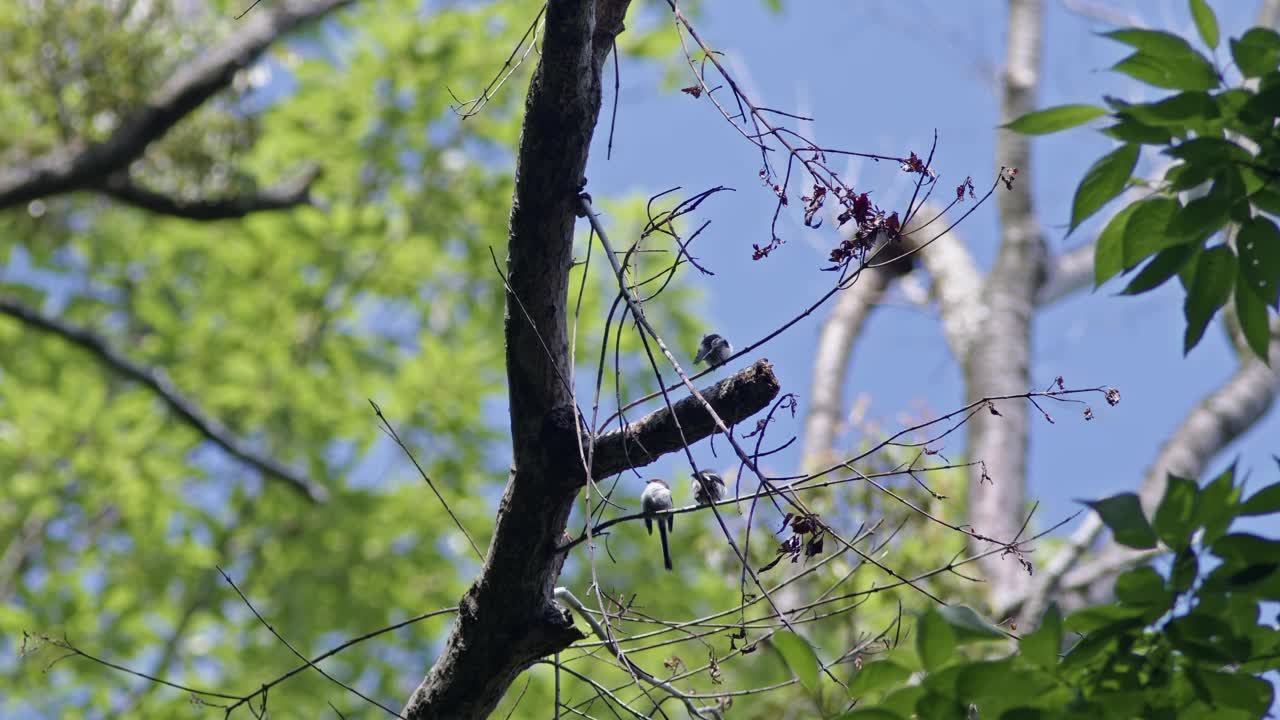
899;214;986;358
800;213;983;472
1007;0;1280;624
0;296;327;502
799;266;901;471
1035;241;1094;306
1260;0;1280;29
94;164;321;220
0;0;350;211
964;0;1046;603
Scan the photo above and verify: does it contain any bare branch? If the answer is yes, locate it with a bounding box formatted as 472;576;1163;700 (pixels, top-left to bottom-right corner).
1011;320;1280;624
94;165;321;220
592;359;780;479
0;295;327;502
370;400;485;562
217;566;405;718
555;587;720;719
0;0;350;210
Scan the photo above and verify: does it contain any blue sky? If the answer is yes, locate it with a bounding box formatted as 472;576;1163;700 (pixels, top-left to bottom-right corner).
578;0;1278;536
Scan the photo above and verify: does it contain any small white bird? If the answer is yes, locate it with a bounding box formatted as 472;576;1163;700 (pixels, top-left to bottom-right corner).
691;470;726;506
693;333;733;367
641;479;674;571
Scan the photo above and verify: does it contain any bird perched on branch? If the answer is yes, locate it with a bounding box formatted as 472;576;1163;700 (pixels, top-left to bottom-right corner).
691;470;726;506
694;333;733;367
641;479;674;571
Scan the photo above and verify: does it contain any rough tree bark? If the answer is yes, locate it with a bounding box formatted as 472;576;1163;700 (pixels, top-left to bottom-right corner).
397;3;779;717
397;5;633;716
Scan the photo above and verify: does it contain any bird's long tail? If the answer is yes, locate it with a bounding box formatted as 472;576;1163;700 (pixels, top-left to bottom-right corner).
658;524;673;571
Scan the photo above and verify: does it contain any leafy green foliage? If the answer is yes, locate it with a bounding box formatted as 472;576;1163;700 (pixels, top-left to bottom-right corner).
830;464;1280;720
773;631;822;694
1002;104;1108;135
1007;1;1280;357
0;2;710;717
1190;0;1219;49
1069;143;1140;233
1082;493;1158;549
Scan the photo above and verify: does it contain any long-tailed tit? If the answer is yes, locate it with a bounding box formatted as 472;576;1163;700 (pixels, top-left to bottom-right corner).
691;470;726;506
694;333;733;367
641;479;674;571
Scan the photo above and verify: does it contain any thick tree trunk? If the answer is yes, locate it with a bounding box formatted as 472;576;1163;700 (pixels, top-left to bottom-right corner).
963;0;1045;605
398;2;632;717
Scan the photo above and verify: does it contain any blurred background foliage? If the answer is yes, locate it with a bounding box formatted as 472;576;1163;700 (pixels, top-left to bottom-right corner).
0;0;968;717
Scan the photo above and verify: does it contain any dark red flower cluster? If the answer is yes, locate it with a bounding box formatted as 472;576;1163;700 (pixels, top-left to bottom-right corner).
901;151;937;179
826;187;901;268
761;512;825;572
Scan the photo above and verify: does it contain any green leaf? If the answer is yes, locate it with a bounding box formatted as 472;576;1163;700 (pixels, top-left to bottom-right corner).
1082;493;1158;549
1190;0;1219;49
1112;50;1218;91
1171;547;1200;593
1019;604;1062;670
1060;625;1127;670
1121;244;1197;296
1237;216;1280;308
1193;669;1275;714
1125;91;1217;126
1064;603;1148;634
1165;159;1217;191
915;692;967;719
1003;104;1109;134
1095;201;1144;285
1172;168;1242;242
937;605;1006;643
1164;137;1249;167
1240;481;1280;517
1197;462;1241;544
1101;118;1172;144
1114;566;1174;611
1253;184;1280;215
1070;144;1140;232
771;631;821;694
1121;197;1183;270
1168;612;1245;663
1154;474;1200;549
1167;192;1230;242
1234;280;1271;361
1183;246;1237;353
1240;86;1280;128
956;661;1051;715
849;659;911;696
879;685;925;718
1107;28;1205;58
1212;533;1280;565
916;609;956;672
1230;28;1280;78
833;710;905;720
